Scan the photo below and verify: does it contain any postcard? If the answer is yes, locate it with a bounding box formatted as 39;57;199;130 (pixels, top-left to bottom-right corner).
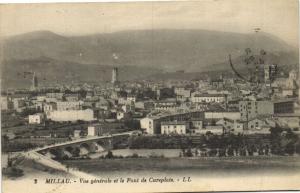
0;0;299;192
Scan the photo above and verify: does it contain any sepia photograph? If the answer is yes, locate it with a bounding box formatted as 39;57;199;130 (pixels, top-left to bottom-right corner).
0;0;299;192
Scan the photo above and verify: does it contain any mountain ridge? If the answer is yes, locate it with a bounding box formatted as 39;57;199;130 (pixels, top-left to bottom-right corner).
0;29;298;88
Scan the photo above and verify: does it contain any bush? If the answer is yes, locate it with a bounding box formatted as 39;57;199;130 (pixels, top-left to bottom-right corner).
131;153;139;158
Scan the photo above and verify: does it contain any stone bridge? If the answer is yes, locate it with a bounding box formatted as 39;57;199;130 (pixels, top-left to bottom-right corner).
37;133;131;159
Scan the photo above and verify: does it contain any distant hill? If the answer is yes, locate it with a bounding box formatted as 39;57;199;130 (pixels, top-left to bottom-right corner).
0;29;298;88
0;57;160;89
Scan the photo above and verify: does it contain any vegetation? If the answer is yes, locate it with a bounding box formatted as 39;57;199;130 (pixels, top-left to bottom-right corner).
129;128;300;157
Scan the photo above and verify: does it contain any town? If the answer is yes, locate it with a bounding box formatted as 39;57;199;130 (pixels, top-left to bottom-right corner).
1;56;300;161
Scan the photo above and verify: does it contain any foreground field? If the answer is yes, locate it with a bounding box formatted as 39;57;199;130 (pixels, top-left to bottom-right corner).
62;156;300;178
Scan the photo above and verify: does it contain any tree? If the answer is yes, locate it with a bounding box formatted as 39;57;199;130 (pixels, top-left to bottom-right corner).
285;143;295;156
185;148;193;157
270;126;284;155
105;151;114;159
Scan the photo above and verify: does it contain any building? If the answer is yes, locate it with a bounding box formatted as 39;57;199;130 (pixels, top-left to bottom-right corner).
191;94;226;103
122;104;135;113
175;87;191;102
1;96;13;110
116;111;131;120
210;78;224;89
204;111;241;120
239;100;273;121
273;114;300;130
191;119;203;134
154;104;179;112
245;118;271;134
118;97;132;105
47;109;95;122
46;92;64;99
264;65;270;83
29;113;45;124
140;111;204;135
43;102;57;112
161;121;189;135
140;117;161;134
73;130;82;138
112;67;119;84
56;101;83;111
202;125;224;135
282;89;294;97
12;98;26;110
36;95;47;102
135;101;154;110
273;99;294;114
289;70;298;80
87;125;103;136
65;93;81;101
127;94;136;103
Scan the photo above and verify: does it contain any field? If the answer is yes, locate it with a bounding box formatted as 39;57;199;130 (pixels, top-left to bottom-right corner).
62;156;300;178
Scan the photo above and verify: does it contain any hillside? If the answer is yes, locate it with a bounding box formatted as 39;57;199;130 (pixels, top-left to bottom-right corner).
2;29;298;70
0;29;298;88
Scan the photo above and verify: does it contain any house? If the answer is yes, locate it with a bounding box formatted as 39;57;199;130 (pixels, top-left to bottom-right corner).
65;93;81;101
140;117;161;134
118;97;132;105
154;104;179;112
73;130;82;138
95;99;111;110
116;111;131;120
191;119;203;134
282;89;294;97
210;78;224;89
127;94;137;103
43;102;57;112
175;87;191;102
239;100;273;121
135;101;154;110
12;98;26;110
191;94;226;103
273;114;300;130
87;124;103;136
216;118;235;133
202;125;224;135
56;101;83;111
0;96;13;110
244;117;271;134
29;113;45;124
36;95;47;102
233;121;244;134
46;92;64;100
122;104;135;113
161;121;189;135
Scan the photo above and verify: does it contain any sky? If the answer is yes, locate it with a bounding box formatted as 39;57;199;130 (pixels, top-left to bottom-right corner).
0;0;299;47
